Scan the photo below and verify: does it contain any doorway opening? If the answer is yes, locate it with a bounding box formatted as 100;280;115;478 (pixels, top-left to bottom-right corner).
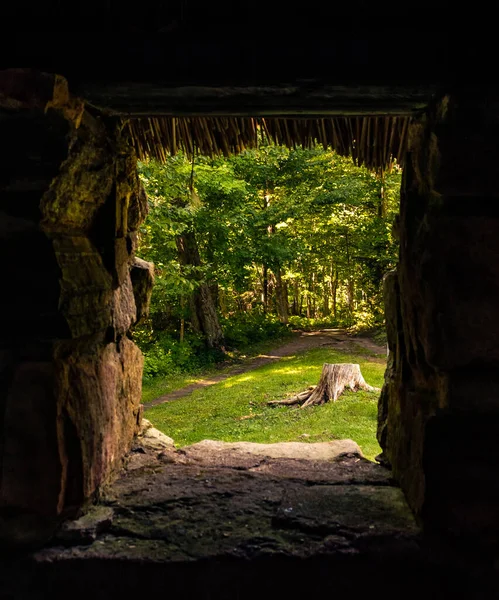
128;116;404;462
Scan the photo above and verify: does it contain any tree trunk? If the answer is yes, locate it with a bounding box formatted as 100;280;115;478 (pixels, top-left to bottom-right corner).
291;280;300;315
268;272;276;313
209;282;219;310
345;230;354;319
331;266;338;319
268;363;379;408
311;272;316;318
219;289;228;316
274;265;289;323
262;263;268;313
347;279;355;316
175;228;225;351
190;284;225;350
306;277;312;318
377;175;386;218
322;278;330;317
179;295;185;342
262;190;271;314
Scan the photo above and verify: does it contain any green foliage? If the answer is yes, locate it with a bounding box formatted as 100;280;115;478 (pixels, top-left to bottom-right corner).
146;345;384;460
141;331;225;381
221;312;291;348
141;334;197;379
134;144;401;378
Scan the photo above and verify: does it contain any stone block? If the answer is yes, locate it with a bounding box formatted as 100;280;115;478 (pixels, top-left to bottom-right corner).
0;81;148;549
385;94;499;542
435;126;499;197
54;336;143;504
130;257;154;324
0;69;56;110
423;413;499;543
111;272;137;336
416;216;499;369
53;236;113;337
115;152;142;235
0;228;66;339
40;115;114;234
126;231;139;256
128;180;148;232
0;362;62;517
113;237;130;285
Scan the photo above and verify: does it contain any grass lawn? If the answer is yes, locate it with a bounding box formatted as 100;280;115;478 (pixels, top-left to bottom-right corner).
141;334;295;404
145;346;385;461
142;373;203;404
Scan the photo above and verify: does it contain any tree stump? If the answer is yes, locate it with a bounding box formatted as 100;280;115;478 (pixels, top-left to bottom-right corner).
268;363;379;409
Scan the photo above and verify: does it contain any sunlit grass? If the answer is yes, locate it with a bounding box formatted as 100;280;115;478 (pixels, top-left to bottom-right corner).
141;373;201;404
141;334;297;404
146;347;385;460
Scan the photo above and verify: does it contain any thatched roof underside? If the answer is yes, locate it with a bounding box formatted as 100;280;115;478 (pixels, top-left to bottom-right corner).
126;116;410;172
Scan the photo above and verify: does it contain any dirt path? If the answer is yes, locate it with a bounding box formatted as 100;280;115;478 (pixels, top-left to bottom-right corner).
143;329;386;409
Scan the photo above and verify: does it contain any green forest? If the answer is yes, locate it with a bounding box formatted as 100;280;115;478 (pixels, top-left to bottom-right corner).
134;145;401;381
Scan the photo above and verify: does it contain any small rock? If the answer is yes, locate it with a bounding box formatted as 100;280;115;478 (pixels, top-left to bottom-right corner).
139;418;154;435
375;452;392;468
56;506;114;545
299;433;311;439
126;452;157;471
139;426;175;452
158;452;176;463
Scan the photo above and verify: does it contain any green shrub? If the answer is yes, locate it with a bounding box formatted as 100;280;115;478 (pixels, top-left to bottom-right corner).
221;312;291;349
142;335;188;379
140;328;234;381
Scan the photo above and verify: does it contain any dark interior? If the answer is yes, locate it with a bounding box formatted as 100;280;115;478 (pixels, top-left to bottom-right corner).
2;20;499;598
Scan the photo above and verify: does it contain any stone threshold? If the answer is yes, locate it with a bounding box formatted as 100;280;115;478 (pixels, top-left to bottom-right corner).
2;431;495;599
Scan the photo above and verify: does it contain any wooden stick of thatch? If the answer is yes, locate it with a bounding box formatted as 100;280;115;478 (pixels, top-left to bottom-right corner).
398;117;409;167
124;113;405;170
373;117;379;170
171;117;177;155
329;119;337;153
347;118;356;164
382;116;390;170
387;116;397;166
360;117;367;165
365;117;372;169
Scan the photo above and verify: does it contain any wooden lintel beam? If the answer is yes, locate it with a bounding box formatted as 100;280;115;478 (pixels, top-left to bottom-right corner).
79;83;436;118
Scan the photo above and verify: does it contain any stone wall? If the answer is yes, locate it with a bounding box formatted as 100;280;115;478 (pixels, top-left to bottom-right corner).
0;70;152;546
378;93;499;546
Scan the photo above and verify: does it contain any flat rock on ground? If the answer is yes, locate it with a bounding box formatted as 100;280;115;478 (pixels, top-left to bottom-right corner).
5;436;487;599
180;437;362;461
